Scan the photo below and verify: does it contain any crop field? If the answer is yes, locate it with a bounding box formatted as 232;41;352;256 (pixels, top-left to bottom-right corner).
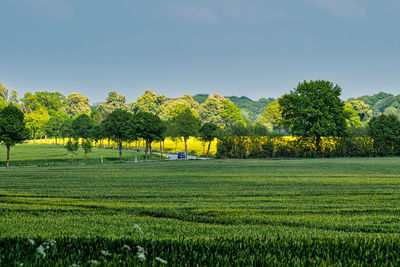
1;154;400;265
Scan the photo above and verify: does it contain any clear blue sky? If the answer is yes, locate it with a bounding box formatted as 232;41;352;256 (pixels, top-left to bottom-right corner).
1;0;399;103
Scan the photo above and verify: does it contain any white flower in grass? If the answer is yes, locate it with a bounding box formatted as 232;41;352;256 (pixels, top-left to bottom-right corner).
28;239;35;245
134;224;143;234
155;257;168;264
122;244;131;251
70;264;80;267
87;260;99;265
136;246;146;261
36;245;46;258
100;250;111;256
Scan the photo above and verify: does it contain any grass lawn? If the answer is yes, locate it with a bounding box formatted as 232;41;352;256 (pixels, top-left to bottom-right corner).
0;143;161;167
1;153;400;265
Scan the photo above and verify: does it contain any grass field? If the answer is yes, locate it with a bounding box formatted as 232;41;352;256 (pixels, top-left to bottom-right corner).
1;148;400;265
0;144;160;168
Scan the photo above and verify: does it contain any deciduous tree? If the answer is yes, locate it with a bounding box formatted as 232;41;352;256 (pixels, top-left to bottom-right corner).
0;104;30;168
368;114;400;156
171;106;201;159
279;80;349;157
101;109;132;160
198;122;218;157
130;112;165;162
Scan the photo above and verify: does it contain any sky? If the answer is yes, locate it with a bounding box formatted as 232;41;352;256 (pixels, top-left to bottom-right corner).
1;0;400;104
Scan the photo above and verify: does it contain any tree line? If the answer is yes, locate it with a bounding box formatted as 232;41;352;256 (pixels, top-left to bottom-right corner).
1;80;400;167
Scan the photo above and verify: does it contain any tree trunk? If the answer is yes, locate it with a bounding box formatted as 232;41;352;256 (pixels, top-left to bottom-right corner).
119;142;123;161
150;143;153;160
206;141;212;157
6;145;10;169
184;137;188;160
33;129;36;143
315;136;321;158
160;142;163;157
63;138;65;146
145;140;148;163
108;138;110;149
55;136;58;145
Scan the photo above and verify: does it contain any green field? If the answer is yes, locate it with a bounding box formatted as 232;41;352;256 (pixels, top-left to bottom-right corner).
0;144;158;168
1;146;400;265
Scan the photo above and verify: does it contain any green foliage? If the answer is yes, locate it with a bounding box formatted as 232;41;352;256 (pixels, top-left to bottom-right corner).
0;82;9;101
198;94;226;126
221;100;246;127
344;103;361;128
130;112;165;161
44;112;70;140
21;91;65;115
217;136;374;159
101;109;132;160
261;100;282;130
171;107;201;140
279;80;349;155
348;100;372;122
65;139;79;162
368;114;400;156
9;90;19;104
198;122;219;157
60;118;73;139
0;97;7;110
97;91;129;116
72;114;94;139
0;104;30;147
82;138;93;159
62;93;91;118
227;96;275;122
192;93;209;104
2;158;400;264
24;107;51;139
0;104;30;168
131;90;167;116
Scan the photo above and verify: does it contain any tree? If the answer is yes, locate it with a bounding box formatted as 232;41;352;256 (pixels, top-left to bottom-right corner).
198;123;218;157
24;107;51;141
198;94;226;126
261;100;283;130
344;104;361;128
60;118;73;145
0;104;30;168
279;80;349;157
130;112;165;163
171;106;201;159
65;139;79;163
72;114;95;139
82;139;93;161
21;91;65;115
101;109;132;161
97;91;129;116
131;90;167;116
45;112;70;143
9;90;19;104
349;100;372;122
368;114;400;156
221;100;246;128
0;82;9;101
62;93;91;118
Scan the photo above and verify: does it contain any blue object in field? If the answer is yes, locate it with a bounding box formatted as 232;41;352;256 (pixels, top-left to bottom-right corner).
177;152;185;159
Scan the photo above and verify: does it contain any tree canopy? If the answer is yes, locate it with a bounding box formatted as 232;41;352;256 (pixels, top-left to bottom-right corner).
279;80;349;156
101;109;132;160
0;104;30;168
